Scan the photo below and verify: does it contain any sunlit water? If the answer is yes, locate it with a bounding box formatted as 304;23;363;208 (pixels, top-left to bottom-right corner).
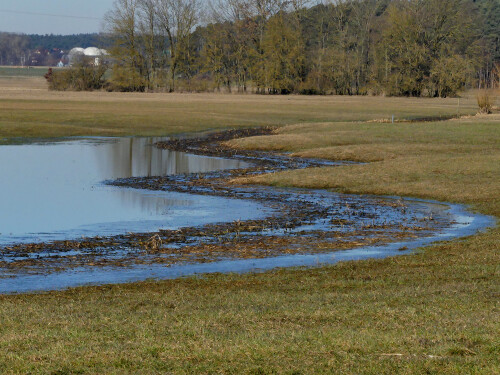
0;137;265;245
0;137;495;294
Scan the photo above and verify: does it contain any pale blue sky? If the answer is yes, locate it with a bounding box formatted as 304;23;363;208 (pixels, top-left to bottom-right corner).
0;0;115;34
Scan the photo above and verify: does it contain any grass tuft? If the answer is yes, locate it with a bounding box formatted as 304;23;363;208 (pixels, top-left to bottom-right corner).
476;90;494;114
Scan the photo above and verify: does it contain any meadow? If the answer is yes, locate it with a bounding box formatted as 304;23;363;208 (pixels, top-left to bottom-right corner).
0;75;478;141
0;78;498;374
0;66;51;78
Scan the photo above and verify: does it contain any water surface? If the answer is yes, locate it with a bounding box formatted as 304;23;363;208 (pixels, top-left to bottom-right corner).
0;200;493;294
0;137;264;245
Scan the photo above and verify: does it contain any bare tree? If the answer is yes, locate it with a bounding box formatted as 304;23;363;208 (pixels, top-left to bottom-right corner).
105;0;146;90
100;0;490;96
208;0;252;23
138;0;160;89
156;0;200;91
205;0;256;91
0;33;29;66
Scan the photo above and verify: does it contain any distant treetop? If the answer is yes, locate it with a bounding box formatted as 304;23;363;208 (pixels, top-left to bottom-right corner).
26;33;111;51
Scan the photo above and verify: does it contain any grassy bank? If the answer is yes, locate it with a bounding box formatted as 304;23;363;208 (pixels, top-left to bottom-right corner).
229;115;500;205
0;85;499;374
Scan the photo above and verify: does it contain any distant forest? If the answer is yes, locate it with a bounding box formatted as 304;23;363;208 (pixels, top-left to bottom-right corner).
0;33;109;66
4;0;500;96
26;34;110;50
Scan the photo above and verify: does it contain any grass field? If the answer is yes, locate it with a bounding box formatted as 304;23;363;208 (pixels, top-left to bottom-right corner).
0;81;499;374
0;79;481;141
0;66;53;78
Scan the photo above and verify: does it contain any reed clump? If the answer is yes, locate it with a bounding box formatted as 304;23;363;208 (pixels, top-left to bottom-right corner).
476;89;494;114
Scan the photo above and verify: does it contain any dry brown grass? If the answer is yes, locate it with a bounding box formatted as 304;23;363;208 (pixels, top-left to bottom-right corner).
232;117;500;210
237;154;500;206
0;77;47;91
0;78;480;140
291;143;485;162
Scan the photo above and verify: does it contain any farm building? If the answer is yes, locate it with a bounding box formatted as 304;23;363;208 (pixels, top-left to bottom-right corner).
68;47;108;66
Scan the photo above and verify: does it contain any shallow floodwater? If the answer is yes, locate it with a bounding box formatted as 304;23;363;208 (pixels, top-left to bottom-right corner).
0;137;263;245
0;137;495;295
0;201;493;294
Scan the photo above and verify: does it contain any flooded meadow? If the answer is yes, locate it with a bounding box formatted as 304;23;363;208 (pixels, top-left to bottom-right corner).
0;129;494;293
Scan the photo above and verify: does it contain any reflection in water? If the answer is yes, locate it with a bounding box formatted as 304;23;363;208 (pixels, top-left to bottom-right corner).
95;137;248;178
0;137;261;245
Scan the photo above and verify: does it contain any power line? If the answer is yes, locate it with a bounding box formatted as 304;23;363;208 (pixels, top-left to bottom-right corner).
0;9;101;21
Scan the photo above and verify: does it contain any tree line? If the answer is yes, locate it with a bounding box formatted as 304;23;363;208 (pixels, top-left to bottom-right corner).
0;33;28;66
67;0;500;96
0;33;109;66
26;34;107;51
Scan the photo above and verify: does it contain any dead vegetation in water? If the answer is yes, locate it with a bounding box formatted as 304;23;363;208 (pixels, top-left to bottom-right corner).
0;127;446;277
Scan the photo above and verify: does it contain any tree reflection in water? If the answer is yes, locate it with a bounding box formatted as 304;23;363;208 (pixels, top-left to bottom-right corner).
0;137;261;245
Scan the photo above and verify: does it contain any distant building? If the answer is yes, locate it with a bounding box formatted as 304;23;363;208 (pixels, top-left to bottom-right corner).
68;47;109;66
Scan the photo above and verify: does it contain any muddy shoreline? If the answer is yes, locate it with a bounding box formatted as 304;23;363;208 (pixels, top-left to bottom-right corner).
0;128;455;280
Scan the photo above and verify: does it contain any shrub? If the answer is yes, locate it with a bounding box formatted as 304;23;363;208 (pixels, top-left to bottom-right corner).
46;61;108;91
107;65;145;92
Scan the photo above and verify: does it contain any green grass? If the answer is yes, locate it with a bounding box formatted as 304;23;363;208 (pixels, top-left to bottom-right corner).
0;232;498;374
0;87;499;374
0;66;53;78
